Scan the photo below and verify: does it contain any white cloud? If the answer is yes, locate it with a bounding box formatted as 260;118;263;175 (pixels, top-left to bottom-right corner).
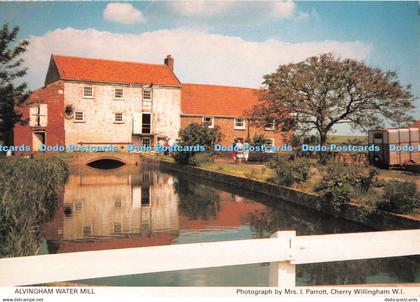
294;9;319;22
169;1;235;17
270;1;296;18
24;27;371;89
103;3;145;24
167;1;315;22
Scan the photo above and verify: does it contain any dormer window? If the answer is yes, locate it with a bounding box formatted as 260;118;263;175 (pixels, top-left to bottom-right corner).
114;88;124;99
83;86;93;98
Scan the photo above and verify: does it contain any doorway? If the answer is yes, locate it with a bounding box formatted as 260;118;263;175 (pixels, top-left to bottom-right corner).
32;132;46;151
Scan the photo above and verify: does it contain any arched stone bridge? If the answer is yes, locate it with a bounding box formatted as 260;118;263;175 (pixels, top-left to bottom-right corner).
67;152;142;166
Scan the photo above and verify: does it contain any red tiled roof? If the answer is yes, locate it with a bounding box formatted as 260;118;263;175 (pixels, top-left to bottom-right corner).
180;199;266;229
52;54;181;87
181;83;260;116
410;120;420;128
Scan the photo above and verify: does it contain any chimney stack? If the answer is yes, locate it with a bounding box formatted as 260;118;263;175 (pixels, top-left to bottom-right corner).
164;55;174;71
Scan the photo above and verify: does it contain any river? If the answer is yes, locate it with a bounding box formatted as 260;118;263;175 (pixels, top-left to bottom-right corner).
39;161;419;286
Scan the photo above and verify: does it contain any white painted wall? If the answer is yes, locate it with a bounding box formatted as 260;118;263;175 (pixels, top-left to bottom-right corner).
63;81;181;147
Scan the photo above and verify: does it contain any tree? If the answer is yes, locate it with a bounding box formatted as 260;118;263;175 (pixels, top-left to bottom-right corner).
173;123;222;165
250;53;415;162
0;23;30;146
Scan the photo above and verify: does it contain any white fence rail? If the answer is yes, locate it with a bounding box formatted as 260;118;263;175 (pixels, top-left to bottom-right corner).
0;229;419;287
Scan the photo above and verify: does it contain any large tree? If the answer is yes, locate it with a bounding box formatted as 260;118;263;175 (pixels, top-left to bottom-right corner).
250;53;415;161
0;23;30;146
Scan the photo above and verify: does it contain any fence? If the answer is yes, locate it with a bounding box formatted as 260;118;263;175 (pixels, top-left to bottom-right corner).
0;229;419;287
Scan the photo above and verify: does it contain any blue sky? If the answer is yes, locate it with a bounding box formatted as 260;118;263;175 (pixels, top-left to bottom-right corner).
0;1;419;130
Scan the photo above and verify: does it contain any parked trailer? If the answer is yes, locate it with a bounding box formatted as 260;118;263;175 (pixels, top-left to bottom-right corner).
368;127;420;168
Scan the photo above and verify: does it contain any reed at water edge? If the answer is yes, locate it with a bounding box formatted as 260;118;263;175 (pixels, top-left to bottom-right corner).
0;157;69;257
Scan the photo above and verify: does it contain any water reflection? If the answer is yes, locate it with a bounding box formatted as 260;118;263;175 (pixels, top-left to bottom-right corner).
43;164;180;253
40;162;419;286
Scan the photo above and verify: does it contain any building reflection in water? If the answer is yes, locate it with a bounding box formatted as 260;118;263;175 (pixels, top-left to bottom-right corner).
43;164;180;253
42;163;267;254
40;164;419;286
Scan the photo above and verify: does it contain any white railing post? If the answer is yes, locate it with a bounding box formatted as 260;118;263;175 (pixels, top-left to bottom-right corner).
269;230;296;287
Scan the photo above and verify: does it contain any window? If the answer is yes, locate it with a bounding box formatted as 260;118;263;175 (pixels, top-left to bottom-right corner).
29;104;48;127
114;196;122;208
83;226;92;237
74;111;84;122
142;137;151;147
142;113;151;134
264;119;275;131
141;186;150;206
374;133;383;139
234;118;245;129
114;88;124;99
203;116;214;128
143;88;152;100
64;203;73;218
113;223;122;235
114;113;123;123
74;199;83;212
142;172;150;183
83;86;93;98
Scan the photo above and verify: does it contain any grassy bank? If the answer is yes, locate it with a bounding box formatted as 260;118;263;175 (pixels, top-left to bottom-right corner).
0;157;69;257
186;158;419;216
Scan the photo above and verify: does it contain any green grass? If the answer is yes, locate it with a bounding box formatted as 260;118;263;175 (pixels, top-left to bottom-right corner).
327;135;367;144
0;157;70;257
199;159;418;195
200;161;275;181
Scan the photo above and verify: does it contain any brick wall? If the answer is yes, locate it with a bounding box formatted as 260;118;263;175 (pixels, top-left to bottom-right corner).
14;81;65;153
181;115;289;146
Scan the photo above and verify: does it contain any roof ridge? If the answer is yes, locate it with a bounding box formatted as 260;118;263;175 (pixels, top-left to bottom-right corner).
52;54;167;68
182;82;259;90
50;54;181;86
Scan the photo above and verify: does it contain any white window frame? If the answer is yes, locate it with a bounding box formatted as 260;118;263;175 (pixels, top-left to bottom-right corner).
142;137;151;147
74;111;85;122
114;88;124;100
114;112;124;123
265;138;275;153
202;116;214;128
264;119;276;131
29;104;48;127
234;118;246;130
83;85;93;98
143;88;152;101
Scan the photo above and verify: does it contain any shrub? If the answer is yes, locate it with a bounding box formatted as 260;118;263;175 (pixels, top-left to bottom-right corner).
267;154;311;186
251;134;271;146
0;157;69;257
175;179;221;220
369;180;419;214
315;163;378;208
174;123;221;165
188;152;214;167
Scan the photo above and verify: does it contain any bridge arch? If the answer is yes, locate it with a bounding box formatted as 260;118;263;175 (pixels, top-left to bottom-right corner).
68;152;141;167
86;156;127;169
